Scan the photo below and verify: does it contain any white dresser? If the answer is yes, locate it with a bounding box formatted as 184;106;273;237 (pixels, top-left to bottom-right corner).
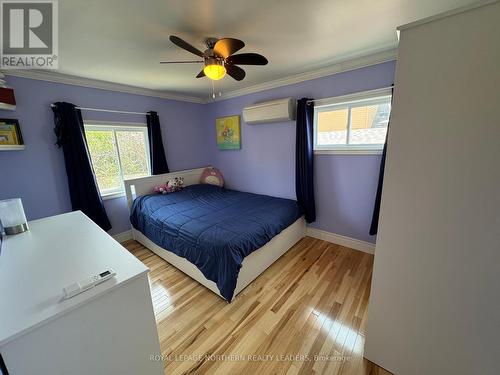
0;211;163;375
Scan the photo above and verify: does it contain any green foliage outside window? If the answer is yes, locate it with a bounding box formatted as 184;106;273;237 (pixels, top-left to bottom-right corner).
85;128;149;194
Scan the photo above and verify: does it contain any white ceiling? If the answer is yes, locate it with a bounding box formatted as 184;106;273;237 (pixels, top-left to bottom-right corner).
56;0;476;99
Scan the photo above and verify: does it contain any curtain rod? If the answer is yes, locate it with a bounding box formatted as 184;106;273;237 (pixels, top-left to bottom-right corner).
50;104;148;116
305;85;394;104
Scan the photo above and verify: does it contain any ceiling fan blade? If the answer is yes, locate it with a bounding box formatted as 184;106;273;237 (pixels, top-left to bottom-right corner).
226;64;246;81
226;53;268;66
196;70;205;78
169;35;205;57
214;38;245;58
160;60;204;64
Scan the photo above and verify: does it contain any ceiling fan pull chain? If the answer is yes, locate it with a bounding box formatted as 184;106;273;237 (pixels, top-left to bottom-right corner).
214;79;222;97
212;80;215;99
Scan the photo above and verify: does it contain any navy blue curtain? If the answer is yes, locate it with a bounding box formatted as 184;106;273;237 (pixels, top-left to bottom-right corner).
296;98;316;223
52;102;111;231
369;87;394;235
369;134;388;235
0;220;3;253
146;111;169;175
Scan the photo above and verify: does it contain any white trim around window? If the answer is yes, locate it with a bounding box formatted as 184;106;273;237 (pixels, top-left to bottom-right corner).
101;191;127;200
313;88;392;154
314;148;383;155
84;121;151;199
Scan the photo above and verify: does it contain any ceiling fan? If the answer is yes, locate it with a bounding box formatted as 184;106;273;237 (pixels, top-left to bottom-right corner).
161;35;268;81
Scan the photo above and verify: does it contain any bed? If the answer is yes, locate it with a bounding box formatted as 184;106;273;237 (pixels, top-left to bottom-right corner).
124;167;306;301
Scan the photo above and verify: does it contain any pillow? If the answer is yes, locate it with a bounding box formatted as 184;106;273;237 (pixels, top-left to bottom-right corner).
200;167;224;187
153;177;184;194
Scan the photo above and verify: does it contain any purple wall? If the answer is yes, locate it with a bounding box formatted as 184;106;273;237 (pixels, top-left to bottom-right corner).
0;61;395;242
0;76;208;234
206;61;396;243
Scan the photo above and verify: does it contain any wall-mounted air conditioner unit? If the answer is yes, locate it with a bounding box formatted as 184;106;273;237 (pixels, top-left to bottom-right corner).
242;98;296;124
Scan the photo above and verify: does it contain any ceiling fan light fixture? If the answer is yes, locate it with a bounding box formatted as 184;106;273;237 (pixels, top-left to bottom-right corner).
204;62;226;80
165;35;268;83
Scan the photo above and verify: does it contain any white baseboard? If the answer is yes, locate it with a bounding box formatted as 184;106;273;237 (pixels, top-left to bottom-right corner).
306;227;375;254
112;230;133;243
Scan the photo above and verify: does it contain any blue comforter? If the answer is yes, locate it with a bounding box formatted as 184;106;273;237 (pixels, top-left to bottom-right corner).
130;184;302;301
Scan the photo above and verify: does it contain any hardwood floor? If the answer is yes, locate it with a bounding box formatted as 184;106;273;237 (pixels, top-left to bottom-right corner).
124;236;390;375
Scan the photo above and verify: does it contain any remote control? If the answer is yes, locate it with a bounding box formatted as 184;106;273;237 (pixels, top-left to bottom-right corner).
62;269;116;300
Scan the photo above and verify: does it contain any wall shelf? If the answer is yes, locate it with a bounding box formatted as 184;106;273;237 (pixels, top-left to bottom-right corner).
0;145;26;151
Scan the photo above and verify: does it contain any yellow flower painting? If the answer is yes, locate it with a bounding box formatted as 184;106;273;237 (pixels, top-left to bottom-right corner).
216;115;241;150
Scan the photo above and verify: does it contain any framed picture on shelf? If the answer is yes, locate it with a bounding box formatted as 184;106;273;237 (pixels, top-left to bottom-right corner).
216;115;241;150
0;119;23;146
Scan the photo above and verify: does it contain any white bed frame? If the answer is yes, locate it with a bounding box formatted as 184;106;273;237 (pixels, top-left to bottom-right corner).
124;167;306;301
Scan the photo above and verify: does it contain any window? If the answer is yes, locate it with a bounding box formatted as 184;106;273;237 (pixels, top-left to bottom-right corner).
84;122;150;197
314;89;392;153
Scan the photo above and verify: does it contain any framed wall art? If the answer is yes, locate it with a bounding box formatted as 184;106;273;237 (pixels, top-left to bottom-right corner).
216;115;240;150
0;119;23;146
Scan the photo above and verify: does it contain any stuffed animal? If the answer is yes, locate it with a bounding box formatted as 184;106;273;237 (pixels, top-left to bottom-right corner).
153;177;184;194
153;183;169;194
167;177;184;192
200;167;224;187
